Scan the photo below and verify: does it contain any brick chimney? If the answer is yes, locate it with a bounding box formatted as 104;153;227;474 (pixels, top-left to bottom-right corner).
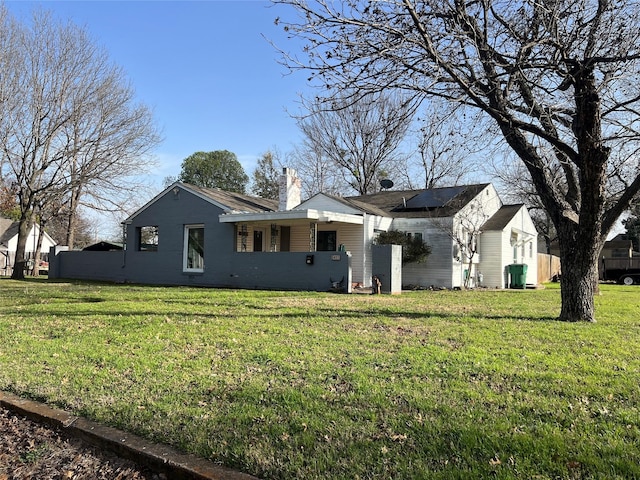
278;167;301;211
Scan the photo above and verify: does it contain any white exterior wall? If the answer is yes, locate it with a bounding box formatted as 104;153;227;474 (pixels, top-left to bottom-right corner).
509;208;538;286
6;224;56;254
450;185;503;287
390;185;503;289
391;217;456;288
296;194;362;214
479;206;539;288
478;231;508;288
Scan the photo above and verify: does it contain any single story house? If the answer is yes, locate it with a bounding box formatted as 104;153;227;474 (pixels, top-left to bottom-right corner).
1;217;57;276
600;234;635;259
49;169;538;290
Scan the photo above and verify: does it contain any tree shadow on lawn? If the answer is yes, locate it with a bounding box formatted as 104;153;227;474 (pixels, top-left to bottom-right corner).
310;307;559;323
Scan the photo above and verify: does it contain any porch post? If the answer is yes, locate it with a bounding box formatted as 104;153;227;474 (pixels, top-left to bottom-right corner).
270;224;278;252
309;222;317;251
239;224;248;252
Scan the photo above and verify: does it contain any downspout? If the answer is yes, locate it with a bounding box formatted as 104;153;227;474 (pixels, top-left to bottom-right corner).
121;222;128;268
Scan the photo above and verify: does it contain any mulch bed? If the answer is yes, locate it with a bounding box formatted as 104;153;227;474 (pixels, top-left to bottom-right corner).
0;406;159;480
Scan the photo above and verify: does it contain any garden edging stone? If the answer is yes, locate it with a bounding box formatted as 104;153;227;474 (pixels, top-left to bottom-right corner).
0;391;258;480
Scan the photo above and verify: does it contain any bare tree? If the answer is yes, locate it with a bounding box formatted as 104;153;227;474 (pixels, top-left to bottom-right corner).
0;7;160;276
62;70;160;248
296;89;418;195
404;101;484;190
288;141;346;198
275;0;640;322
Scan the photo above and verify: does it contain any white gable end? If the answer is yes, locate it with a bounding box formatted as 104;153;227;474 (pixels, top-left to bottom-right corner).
297;193;362;215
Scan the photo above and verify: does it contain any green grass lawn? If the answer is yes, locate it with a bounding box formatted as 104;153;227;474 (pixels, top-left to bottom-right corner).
0;279;638;479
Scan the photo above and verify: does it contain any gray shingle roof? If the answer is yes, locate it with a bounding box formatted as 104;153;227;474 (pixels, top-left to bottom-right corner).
481;204;524;231
346;184;490;218
0;218;18;246
183;183;278;213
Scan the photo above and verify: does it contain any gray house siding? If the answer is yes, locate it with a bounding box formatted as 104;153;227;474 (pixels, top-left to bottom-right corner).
222;252;351;291
50;250;126;282
49;187;352;292
122;189;234;285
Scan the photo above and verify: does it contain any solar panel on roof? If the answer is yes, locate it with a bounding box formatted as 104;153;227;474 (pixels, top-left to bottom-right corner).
403;185;468;209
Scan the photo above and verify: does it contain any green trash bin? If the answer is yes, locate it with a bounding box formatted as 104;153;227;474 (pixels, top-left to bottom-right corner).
508;264;528;289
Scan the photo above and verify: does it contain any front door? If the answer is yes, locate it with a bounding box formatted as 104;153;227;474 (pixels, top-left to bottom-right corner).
253;229;263;252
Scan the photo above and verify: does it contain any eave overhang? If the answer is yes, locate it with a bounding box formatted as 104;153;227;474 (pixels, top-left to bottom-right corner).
219;209;364;225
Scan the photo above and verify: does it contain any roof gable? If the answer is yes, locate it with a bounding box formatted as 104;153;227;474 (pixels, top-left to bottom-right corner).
346;184;490;218
297;192;388;216
481;204;525;231
125;182;278;223
0;219;57;249
0;218;17;245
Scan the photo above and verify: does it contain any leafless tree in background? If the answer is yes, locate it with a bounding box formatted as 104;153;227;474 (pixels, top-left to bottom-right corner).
62;69;160;249
405;101;485;190
295;90;418;195
0;7;160;277
489;153;560;255
275;0;640;322
288;141;345;198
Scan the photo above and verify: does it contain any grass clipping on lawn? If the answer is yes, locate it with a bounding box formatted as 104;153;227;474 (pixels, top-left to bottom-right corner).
0;280;638;479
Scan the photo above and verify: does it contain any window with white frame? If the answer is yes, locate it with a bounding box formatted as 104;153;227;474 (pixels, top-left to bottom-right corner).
184;224;204;272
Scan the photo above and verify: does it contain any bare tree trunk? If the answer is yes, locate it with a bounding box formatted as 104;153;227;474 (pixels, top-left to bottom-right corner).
465;258;474;289
557;225;602;322
32;221;47;277
66;189;80;249
10;212;33;280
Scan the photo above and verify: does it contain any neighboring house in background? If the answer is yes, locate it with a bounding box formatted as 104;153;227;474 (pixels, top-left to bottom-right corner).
600;234;635;259
82;241;124;251
0;217;57;276
50;168;538;290
551;234;638;260
597;234;640;283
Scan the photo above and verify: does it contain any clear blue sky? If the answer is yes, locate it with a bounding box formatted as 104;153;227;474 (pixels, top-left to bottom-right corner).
6;0;309;189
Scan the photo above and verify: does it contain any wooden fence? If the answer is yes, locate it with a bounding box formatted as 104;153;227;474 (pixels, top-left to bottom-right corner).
537;253;561;283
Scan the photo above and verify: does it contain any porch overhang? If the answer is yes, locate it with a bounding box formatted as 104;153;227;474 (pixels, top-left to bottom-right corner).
219;209;364;225
510;227;535;246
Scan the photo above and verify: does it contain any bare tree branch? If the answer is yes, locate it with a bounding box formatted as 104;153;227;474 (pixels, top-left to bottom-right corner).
274;0;640;321
0;7;161;271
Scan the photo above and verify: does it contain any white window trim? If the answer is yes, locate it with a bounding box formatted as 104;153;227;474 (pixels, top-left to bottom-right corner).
183;224;205;273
